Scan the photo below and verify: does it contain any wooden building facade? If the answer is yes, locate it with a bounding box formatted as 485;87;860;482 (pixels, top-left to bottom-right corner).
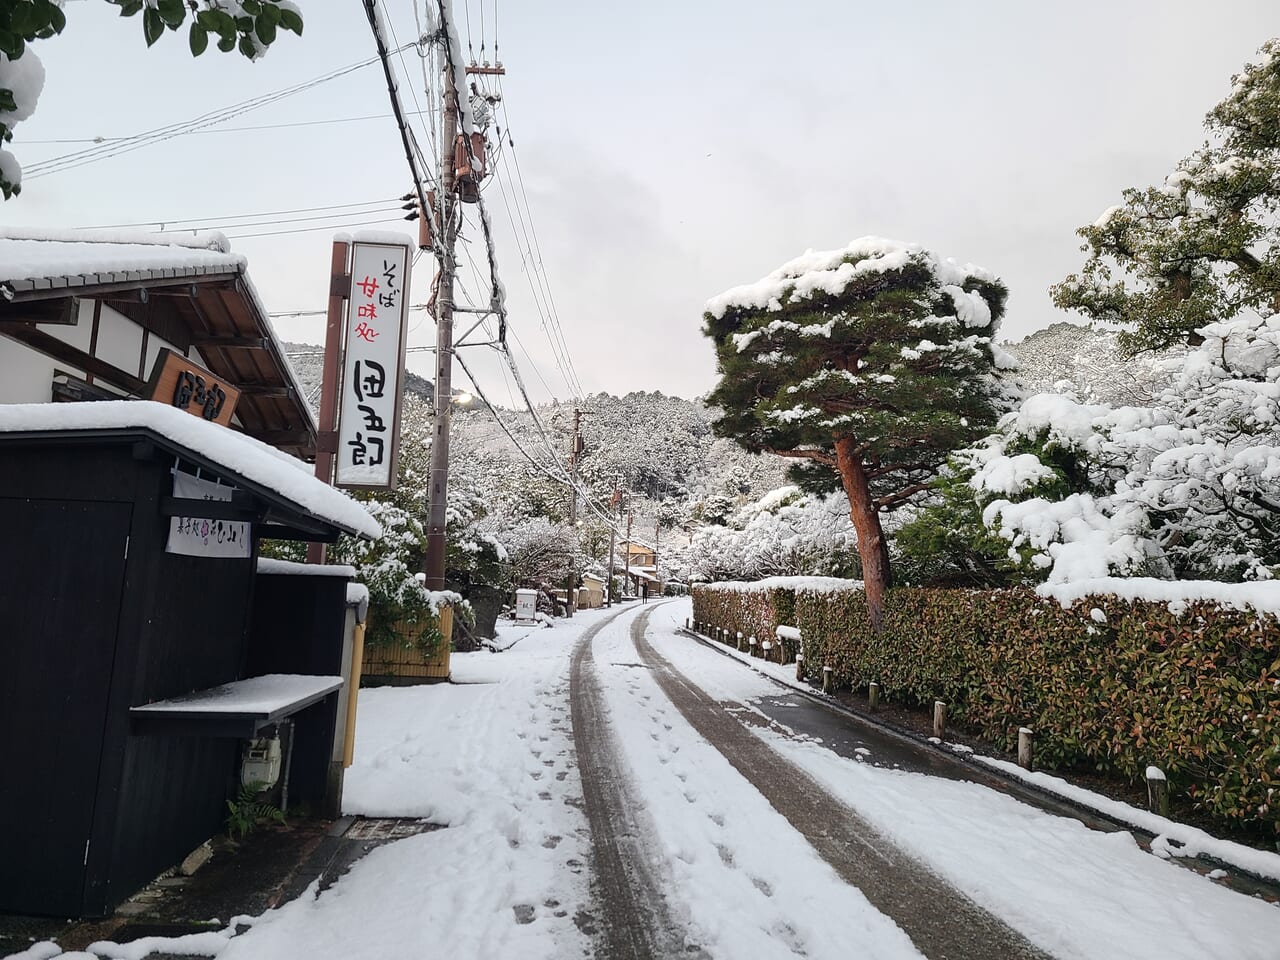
0;404;378;918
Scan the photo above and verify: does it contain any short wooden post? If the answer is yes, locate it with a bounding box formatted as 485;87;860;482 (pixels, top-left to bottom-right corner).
868;681;880;711
748;635;757;657
795;652;805;682
762;639;773;662
736;631;744;651
822;665;833;694
933;700;946;740
685;618;690;630
1018;727;1034;771
1146;766;1169;817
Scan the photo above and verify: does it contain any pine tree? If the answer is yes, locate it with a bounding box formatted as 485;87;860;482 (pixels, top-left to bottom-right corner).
1051;39;1280;353
703;238;1013;629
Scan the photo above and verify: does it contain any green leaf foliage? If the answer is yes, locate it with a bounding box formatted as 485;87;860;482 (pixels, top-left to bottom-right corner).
693;582;1280;839
1051;40;1280;352
0;1;306;201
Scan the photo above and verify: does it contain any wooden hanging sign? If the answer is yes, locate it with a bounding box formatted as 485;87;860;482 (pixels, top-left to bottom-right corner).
146;348;240;426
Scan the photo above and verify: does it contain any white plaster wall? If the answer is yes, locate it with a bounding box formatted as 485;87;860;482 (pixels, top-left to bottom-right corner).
0;336;83;403
95;304;144;380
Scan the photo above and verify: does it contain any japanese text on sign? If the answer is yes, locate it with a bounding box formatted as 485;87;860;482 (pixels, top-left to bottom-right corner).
336;241;411;489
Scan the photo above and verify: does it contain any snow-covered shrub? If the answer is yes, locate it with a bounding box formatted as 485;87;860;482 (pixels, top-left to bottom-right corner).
679;487;860;583
905;312;1280;584
329;500;461;650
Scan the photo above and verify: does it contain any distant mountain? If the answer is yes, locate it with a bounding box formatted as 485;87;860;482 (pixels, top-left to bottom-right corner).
1003;322;1181;406
282;342;787;527
283;341;434;409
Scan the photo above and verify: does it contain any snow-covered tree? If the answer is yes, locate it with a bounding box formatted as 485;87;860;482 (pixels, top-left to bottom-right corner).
676;487;860;583
1051;39;1280;353
916;312;1280;584
703;237;1015;629
0;1;304;199
1003;322;1181;407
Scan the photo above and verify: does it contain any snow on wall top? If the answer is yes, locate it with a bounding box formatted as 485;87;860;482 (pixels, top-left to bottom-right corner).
0;401;381;539
704;237;998;320
256;557;358;579
0;227;241;288
131;674;343;715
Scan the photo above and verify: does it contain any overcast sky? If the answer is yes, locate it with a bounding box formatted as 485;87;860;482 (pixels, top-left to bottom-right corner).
6;1;1280;402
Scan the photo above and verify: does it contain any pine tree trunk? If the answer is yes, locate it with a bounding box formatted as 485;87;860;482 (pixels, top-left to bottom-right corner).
834;436;892;633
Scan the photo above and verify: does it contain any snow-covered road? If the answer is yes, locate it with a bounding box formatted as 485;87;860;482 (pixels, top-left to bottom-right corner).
77;598;1280;960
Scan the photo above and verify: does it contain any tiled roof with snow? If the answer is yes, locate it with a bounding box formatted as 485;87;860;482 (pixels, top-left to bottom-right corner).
0;227;243;294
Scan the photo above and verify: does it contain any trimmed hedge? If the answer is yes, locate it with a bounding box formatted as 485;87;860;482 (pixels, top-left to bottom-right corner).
692;583;1280;837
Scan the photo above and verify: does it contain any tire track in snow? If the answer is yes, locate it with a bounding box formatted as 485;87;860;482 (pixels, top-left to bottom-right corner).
570;602;701;960
628;606;1054;960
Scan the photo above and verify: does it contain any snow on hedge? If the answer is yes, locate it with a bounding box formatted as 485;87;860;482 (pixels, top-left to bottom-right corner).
1037;577;1280;617
698;576;863;594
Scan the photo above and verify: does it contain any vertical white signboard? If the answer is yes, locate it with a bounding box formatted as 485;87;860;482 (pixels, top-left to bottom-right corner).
336;241;412;489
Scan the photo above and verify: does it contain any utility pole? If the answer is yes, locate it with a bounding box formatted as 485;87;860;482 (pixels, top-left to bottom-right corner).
565;407;582;615
622;510;633;598
606;475;621;606
654;514;661;596
421;48;506;590
422;75;459;590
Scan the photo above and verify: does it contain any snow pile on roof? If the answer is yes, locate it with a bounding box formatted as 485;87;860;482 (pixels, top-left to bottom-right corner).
332;229;417;249
0;227;240;286
704;236;997;320
0;402;380;539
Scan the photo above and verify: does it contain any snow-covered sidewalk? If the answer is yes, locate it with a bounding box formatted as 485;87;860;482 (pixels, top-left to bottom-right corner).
21;600;1280;960
217;608;618;960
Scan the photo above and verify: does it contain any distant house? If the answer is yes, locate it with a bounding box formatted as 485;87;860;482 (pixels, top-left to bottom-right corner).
0;227;317;458
615;538;663;596
578;573;605;609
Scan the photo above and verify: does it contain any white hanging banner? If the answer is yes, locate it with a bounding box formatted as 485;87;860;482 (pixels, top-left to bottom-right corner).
336;241;411;489
166;472;251;559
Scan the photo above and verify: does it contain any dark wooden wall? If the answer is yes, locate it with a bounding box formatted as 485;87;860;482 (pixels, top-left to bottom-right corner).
0;439;255;917
0;496;132;917
247;574;348;815
93;453;257;914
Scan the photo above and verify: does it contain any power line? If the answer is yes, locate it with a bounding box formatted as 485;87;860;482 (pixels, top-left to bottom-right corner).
223;216;407;240
25;52;409;180
80;197;403;231
22;111;433;145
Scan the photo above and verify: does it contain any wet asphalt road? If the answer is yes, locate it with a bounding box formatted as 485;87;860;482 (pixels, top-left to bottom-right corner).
628;606;1052;960
569;604;703;960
